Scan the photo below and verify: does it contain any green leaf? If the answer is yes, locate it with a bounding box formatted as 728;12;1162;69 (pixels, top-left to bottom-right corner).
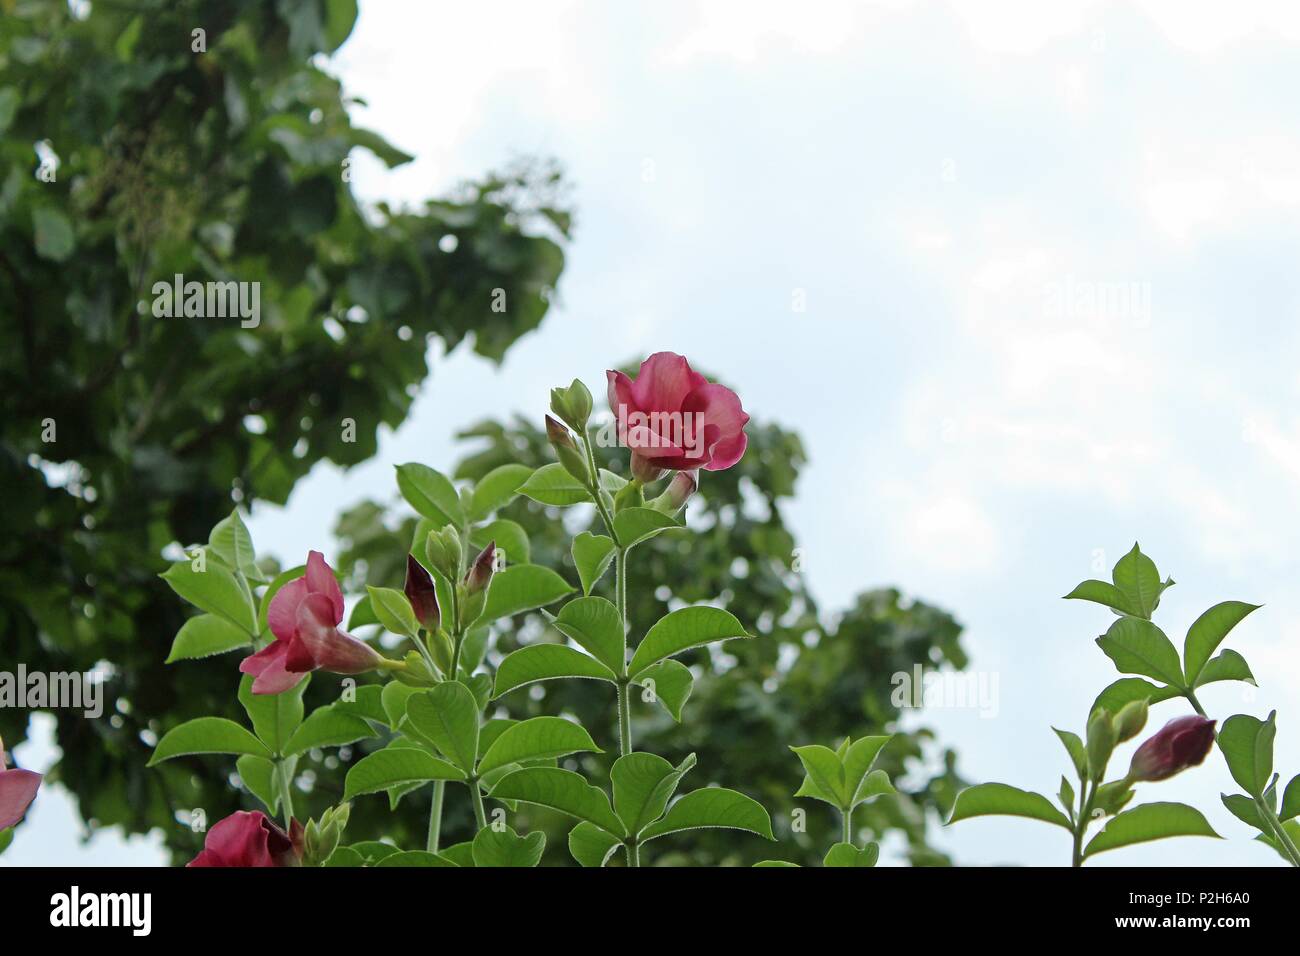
166;613;253;663
238;673;307;754
236;755;279;813
947;783;1071;830
403;683;481;773
1111;543;1164;619
1183;601;1259;686
470;520;530;566
32;206;74;262
640;787;775;842
208;510;264;583
343;747;465;800
569;821;622;867
161;560;257;635
322;847;365;867
572;532;616;595
477;717;602;775
853;769;895;805
1281;775;1300;822
471;826;546;867
611;752;696;836
754;859;800;867
395;463;463;526
843;736;891;804
1084;802;1220;857
346;842;400;865
148;718;272;765
489;768;625;836
552;596;625;674
1053;727;1088;778
1221;793;1266;831
479;565;573;624
375;850;458;867
335;685;388;724
791;744;848;808
1063;579;1133;615
824;842;879;867
1195;649;1255;688
627;606;749;678
283;705;377;756
518;462;590;506
1096;617;1184;688
323;0;359;51
612;507;683;550
381;681;422;728
1218;712;1276;796
469;464;532;520
493;644;617;698
634;659;694;722
439;842;476;867
1091;678;1179;717
366;585;419;639
347;595;378;629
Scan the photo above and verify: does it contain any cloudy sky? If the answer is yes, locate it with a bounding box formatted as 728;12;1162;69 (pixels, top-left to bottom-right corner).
14;0;1300;866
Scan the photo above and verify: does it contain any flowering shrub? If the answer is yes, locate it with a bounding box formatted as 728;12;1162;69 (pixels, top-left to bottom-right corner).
142;353;804;867
948;544;1300;866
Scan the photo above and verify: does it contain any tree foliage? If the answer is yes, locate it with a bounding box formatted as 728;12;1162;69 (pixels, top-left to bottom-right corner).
0;0;567;854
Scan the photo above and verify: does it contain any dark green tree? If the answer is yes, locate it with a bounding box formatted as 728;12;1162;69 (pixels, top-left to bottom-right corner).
331;403;970;866
0;0;567;855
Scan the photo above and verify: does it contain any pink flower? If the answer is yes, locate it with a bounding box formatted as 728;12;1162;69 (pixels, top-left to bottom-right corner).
1128;715;1216;782
0;739;41;831
606;352;749;474
187;811;303;867
240;551;382;694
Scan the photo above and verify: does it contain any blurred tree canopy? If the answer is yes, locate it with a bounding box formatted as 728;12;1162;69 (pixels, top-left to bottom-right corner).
330;403;971;867
0;0;567;854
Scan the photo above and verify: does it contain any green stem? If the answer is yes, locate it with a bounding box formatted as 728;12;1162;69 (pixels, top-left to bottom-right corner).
276;759;294;831
841;806;854;847
1071;779;1093;868
469;779;488;831
1185;690;1300;867
626;839;640;868
428;780;446;853
617;680;633;758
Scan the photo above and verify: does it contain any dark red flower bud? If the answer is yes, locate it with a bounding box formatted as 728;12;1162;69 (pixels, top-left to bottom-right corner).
1128;715;1216;782
404;554;441;633
0;738;42;831
187;811;304;867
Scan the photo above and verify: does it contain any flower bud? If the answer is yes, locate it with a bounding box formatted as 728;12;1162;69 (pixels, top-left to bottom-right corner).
550;378;593;431
403;554;441;633
465;541;497;595
1128;715;1216;783
546;415;591;486
424;526;462;581
1085;709;1116;782
1113;698;1149;743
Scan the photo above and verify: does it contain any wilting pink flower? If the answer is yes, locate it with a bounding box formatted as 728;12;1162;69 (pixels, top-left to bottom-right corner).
0;739;42;831
404;554;441;633
240;551;382;694
187;811;303;867
1128;715;1216;782
607;352;749;474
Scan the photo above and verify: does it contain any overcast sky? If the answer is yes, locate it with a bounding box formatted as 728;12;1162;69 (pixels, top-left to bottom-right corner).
13;0;1300;866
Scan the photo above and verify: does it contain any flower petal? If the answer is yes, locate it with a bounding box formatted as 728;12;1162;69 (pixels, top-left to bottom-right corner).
240;640;308;695
0;768;42;831
629;352;707;413
295;593;381;675
305;550;344;624
681;382;749;471
266;577;307;643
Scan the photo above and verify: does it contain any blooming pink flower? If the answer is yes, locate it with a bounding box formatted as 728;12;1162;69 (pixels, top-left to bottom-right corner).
606;352;749;474
0;739;42;831
187;811;303;867
1128;715;1216;782
240;551;382;694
